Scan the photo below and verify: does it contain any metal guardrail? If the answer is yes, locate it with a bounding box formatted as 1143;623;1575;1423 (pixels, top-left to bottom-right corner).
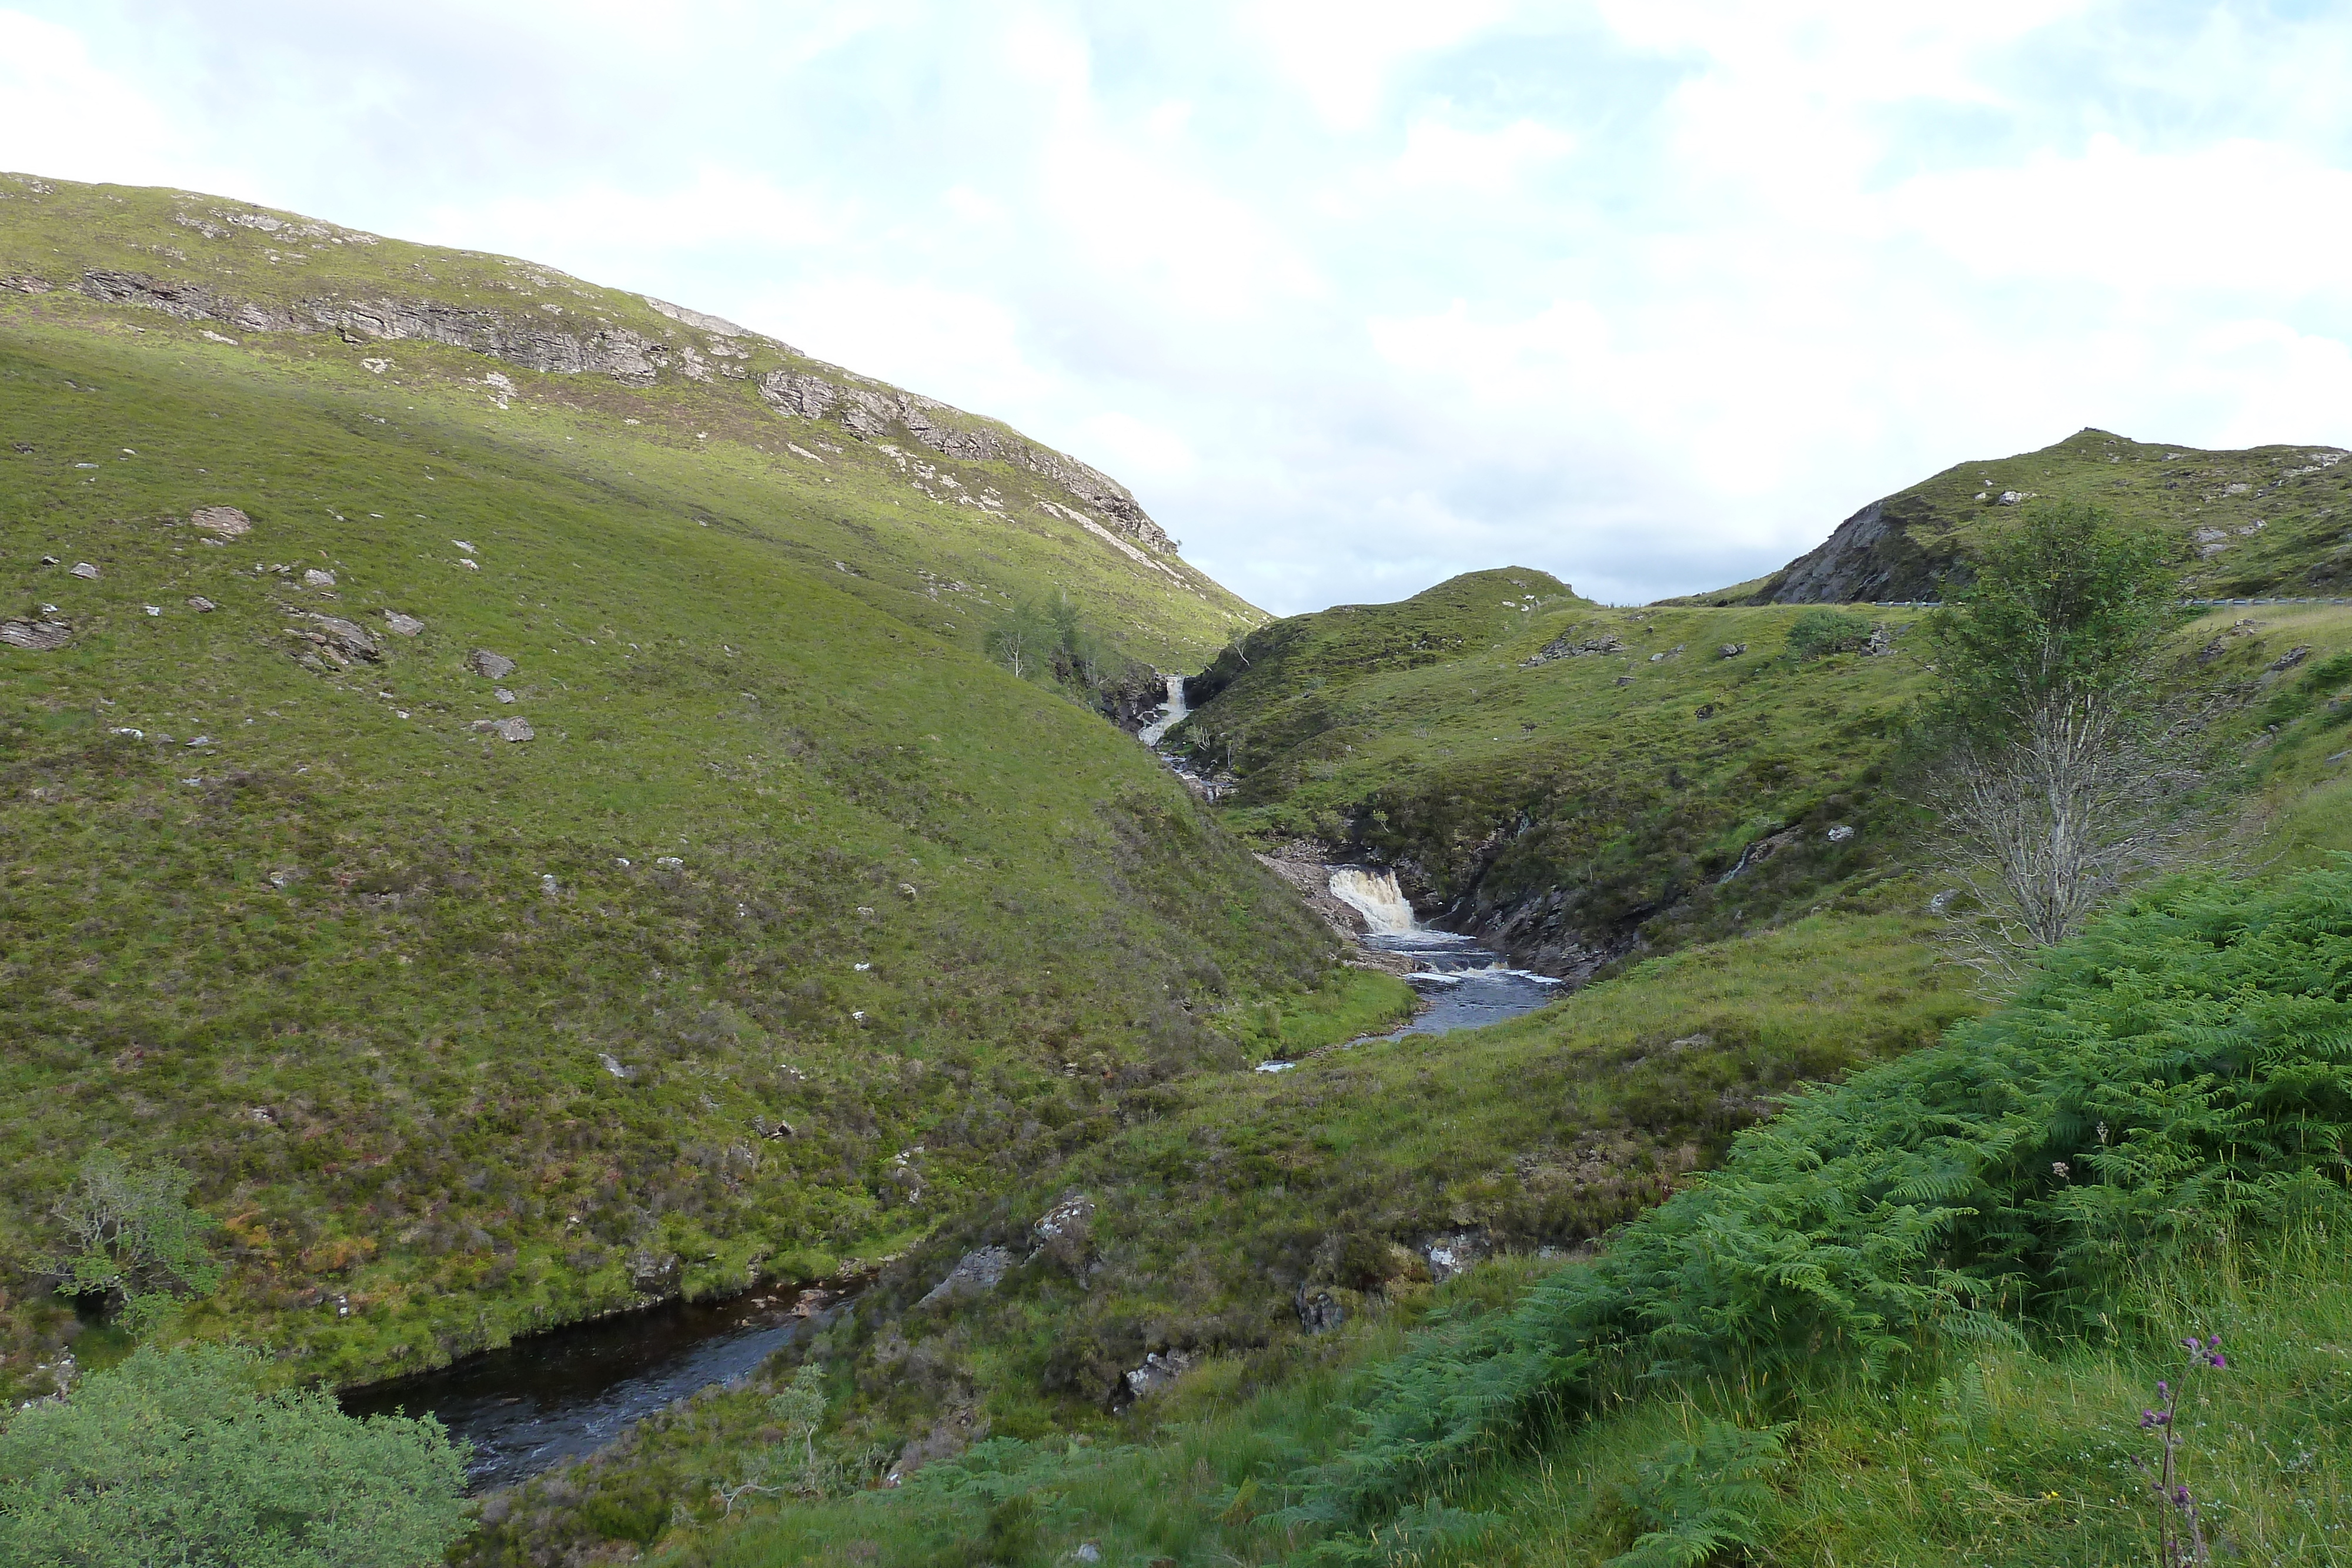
1865;598;2352;608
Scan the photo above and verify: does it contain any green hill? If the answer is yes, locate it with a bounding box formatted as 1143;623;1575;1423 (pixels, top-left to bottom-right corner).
0;173;1389;1398
1172;567;1936;973
1684;426;2352;606
463;591;2352;1564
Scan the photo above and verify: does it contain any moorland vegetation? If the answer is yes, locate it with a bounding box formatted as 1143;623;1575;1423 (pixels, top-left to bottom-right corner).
9;170;2352;1568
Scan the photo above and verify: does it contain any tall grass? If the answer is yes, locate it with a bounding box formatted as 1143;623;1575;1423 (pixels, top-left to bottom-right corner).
1285;867;2352;1538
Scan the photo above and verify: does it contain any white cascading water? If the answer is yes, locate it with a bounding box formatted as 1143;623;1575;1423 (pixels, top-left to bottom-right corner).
1328;867;1417;936
1137;673;1188;747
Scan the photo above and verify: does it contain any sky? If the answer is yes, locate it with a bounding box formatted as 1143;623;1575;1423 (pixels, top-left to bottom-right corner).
7;2;2352;613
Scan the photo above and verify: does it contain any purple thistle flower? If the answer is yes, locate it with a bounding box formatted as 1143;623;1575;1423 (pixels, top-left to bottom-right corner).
2208;1335;2222;1349
2156;1380;2170;1396
2209;1352;2227;1369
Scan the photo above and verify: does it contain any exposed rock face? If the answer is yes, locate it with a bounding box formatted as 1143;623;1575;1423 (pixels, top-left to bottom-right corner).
756;369;1172;551
1295;1283;1347;1333
468;648;517;680
1420;1229;1491;1283
641;295;777;346
1758;496;1959;604
1520;631;1625;667
626;1248;679;1292
51;210;1183;563
78;268;674;385
286;614;380;666
188;506;252;537
329;295;669;385
382;610;425;637
1;620;72;651
1464;884;1635;982
917;1246;1012;1308
1120;1348;1197;1402
470;717;534;742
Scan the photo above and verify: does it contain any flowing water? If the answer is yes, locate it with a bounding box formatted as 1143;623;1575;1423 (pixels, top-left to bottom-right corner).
1257;867;1562;1071
340;1286;851;1492
1137;671;1188;747
335;860;1555;1487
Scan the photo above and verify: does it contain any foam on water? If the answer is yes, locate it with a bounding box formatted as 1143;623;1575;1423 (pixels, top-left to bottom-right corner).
1328;866;1418;935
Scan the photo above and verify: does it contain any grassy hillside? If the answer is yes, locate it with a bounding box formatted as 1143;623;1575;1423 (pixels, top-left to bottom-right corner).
481;576;2352;1562
0;174;1388;1400
1174;561;2352;978
1688;426;2352;606
0;172;1260;672
462;906;1980;1564
1172;569;1937;972
543;861;2352;1568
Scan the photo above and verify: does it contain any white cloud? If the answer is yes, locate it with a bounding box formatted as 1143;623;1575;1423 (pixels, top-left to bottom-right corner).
0;11;240;191
5;2;2352;616
1073;411;1196;483
1392;116;1575;193
1243;0;1520;131
1892;136;2352;297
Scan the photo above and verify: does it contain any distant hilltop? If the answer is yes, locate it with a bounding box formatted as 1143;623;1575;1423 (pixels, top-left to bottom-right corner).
1671;427;2352;606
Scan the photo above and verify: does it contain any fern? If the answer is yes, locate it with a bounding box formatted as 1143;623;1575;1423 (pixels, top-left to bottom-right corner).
1298;866;2352;1530
1606;1420;1790;1568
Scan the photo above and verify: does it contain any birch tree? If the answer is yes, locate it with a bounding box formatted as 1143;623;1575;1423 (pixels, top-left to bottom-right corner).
1919;504;2199;967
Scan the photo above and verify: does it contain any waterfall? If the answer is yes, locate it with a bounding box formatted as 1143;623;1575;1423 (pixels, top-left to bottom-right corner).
1137;672;1188;747
1328;867;1417;936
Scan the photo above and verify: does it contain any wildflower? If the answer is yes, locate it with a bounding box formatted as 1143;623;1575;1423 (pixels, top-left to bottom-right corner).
2052;1160;2070;1178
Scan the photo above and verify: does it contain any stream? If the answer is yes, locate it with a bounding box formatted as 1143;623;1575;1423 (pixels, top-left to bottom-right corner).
340;747;1554;1490
1261;867;1565;1067
340;1285;851;1492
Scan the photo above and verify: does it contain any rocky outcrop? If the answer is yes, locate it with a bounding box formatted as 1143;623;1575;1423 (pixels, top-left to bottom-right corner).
1;620;72;651
285;613;380;666
1119;1348;1197;1402
1521;630;1626;667
64;262;1175;550
916;1245;1011;1308
188;506;252;537
1752;495;1960;604
324;295;668;383
76;268;676;384
1460;887;1633;985
757;368;1172;551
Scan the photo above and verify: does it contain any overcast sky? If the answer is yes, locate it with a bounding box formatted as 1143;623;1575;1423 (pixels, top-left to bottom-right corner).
8;3;2352;612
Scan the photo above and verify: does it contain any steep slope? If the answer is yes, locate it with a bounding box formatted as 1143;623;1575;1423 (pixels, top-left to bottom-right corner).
1683;426;2352;606
0;173;1261;672
0;174;1353;1398
1174;569;1937;975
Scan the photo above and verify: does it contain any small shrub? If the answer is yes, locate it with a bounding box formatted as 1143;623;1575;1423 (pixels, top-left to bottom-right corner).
0;1344;470;1567
1783;610;1875;661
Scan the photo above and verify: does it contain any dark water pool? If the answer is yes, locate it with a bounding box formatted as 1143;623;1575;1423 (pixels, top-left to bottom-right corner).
340;1285;848;1491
